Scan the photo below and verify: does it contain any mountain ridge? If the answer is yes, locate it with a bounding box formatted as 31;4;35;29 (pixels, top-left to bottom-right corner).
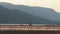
0;2;60;21
0;5;57;24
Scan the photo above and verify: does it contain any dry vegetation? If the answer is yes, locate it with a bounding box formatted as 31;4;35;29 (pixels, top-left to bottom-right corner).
0;30;60;34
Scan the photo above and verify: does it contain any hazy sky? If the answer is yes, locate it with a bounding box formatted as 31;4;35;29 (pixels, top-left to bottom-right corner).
0;0;60;12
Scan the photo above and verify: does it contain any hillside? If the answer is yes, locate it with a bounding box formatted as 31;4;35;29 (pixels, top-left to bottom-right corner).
0;5;56;24
0;2;60;21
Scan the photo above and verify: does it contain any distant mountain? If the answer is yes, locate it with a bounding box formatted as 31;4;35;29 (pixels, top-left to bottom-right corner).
0;2;60;21
0;5;56;24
